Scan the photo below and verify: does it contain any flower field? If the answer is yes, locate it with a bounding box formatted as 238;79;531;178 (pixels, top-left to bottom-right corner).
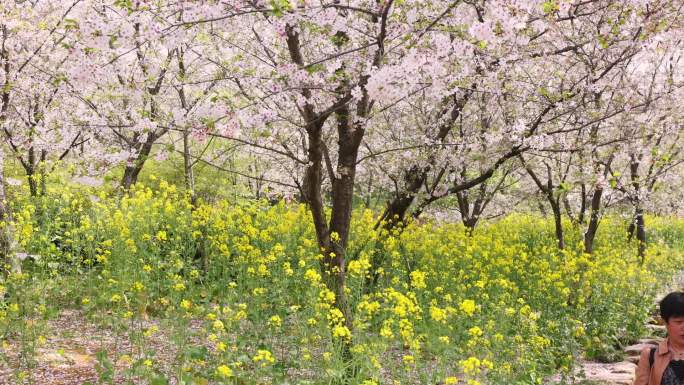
0;181;681;385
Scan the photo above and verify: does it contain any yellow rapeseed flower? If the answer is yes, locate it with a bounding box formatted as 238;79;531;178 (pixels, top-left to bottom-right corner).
459;299;476;316
304;269;321;284
213;320;225;331
430;305;448;323
460;356;481;375
252;349;275;366
269;315;282;328
468;326;483;338
409;270;427;289
216;364;233;378
332;325;352;341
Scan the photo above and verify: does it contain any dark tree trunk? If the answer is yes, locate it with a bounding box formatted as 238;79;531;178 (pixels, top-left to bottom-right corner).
121;136;156;190
635;207;646;263
463;216;478;236
182;129;208;273
551;201;565;250
520;155;564;249
583;186;603;254
456;182;489;235
456;189;473;233
578;183;587;224
39;150;47;196
364;170;373;208
0;150;15;276
366;167;423;290
629;154;647;263
563;196;576;225
537;199;548;217
25;146;38;197
286;9;383;364
375;165;425;231
121;164;142;190
627;216;636;241
27;171;37;197
183;127;196;206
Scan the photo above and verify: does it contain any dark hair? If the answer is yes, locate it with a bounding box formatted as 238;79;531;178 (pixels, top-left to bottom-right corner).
660;292;684;322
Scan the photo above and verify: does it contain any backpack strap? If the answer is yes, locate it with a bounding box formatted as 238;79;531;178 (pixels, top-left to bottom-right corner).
650;346;656;368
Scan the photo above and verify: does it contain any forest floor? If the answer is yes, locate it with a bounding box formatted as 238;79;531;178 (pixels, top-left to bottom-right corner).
0;309;194;385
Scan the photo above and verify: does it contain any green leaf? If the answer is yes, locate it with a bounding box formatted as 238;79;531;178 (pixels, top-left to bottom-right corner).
51;73;68;87
597;35;609;49
114;0;133;10
538;87;550;99
542;1;558;14
151;376;169;385
188;346;208;360
269;0;292;17
63;18;79;31
305;63;325;74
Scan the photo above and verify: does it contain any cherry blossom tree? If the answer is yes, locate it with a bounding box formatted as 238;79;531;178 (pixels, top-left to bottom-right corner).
69;0;226;190
1;0;88;196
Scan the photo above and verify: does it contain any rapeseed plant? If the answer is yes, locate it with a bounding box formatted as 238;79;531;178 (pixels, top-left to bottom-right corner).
1;180;682;384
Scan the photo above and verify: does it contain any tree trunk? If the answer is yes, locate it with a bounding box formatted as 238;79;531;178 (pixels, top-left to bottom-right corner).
578;183;587;224
635;206;646;263
456;190;473;234
537;199;548;217
121;137;156;190
0;149;16;276
456;189;484;236
364;170;373;208
27;171;38;197
551;200;565;250
121;164;141;190
326;89;364;329
182;129;208;273
39;150;47;196
584;186;603;254
183;130;196;206
629;154;646;263
536;195;565;250
375;164;426;231
25;146;38;197
520;155;564;249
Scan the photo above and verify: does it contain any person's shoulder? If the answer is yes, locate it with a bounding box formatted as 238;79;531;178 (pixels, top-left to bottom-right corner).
638;345;656;362
640;345;655;354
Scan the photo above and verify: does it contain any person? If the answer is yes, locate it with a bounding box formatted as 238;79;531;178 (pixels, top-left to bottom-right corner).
634;291;684;385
